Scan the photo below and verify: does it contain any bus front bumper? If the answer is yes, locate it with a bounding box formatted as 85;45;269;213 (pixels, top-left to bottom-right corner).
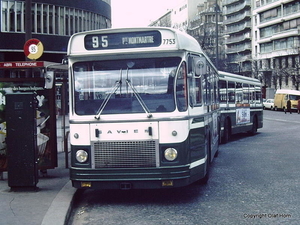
70;165;203;189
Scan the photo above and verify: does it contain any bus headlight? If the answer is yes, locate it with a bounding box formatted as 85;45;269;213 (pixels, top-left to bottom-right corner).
164;148;178;161
76;150;88;163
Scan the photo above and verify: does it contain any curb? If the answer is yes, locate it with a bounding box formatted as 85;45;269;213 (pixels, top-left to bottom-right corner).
41;181;76;225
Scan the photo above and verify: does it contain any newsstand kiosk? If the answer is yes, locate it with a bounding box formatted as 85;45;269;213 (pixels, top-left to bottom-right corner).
0;61;59;189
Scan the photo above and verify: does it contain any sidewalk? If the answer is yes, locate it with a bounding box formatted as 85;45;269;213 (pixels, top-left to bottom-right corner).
0;117;76;225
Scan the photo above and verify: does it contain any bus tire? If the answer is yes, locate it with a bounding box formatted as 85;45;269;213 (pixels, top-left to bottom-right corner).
249;116;258;135
214;149;219;158
221;118;230;144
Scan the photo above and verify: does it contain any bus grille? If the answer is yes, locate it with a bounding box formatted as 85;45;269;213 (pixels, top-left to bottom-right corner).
93;140;158;168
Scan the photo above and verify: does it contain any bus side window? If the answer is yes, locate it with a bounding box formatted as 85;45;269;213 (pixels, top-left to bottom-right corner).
176;62;188;111
204;65;216;106
236;82;243;104
249;85;255;104
228;81;235;103
255;86;262;103
243;83;249;104
207;69;212;105
214;72;219;105
188;56;202;107
211;68;218;105
219;80;227;103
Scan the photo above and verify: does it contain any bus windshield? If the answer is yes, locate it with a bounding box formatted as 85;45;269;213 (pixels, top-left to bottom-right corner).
73;57;181;115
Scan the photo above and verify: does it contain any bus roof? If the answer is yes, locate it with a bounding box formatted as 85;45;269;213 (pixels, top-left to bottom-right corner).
67;27;203;56
218;71;261;85
275;89;300;95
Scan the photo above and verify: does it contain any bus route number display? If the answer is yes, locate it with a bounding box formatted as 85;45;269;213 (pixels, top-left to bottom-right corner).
84;31;163;50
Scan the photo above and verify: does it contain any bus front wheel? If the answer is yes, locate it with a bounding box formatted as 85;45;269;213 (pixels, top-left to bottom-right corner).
249;116;258;135
221;118;230;144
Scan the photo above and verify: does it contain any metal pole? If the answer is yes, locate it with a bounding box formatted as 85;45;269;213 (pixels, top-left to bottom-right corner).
215;0;219;69
25;0;32;61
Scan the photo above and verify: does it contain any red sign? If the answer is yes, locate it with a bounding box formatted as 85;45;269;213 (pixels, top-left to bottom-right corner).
24;39;44;60
0;61;45;68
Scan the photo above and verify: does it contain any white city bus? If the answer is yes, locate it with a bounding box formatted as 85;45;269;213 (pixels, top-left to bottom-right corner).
219;71;263;143
67;27;220;189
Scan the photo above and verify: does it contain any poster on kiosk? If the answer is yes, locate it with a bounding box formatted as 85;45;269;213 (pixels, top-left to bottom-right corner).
0;60;58;173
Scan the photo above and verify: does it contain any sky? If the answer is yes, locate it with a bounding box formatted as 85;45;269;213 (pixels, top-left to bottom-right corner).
111;0;176;28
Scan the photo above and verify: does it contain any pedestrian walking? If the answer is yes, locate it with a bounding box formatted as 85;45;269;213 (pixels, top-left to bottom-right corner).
297;99;300;114
286;99;292;114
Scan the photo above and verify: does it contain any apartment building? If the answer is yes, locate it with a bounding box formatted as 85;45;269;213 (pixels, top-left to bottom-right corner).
222;0;252;76
188;0;224;70
150;0;203;32
252;0;300;90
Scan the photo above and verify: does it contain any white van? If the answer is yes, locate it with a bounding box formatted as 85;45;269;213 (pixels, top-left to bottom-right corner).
273;89;300;111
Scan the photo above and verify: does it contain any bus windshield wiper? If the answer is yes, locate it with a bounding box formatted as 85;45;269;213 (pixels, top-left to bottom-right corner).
125;69;152;118
95;69;122;120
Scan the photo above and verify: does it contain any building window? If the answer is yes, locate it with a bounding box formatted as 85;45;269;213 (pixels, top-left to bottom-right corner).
260;7;281;23
1;0;110;35
260;42;273;53
16;1;23;32
283;1;300;16
9;1;16;32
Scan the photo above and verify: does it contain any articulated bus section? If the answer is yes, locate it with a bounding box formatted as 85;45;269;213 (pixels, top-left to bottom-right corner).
219;71;263;143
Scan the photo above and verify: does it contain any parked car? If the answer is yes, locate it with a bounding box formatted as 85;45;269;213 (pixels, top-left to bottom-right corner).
263;99;274;110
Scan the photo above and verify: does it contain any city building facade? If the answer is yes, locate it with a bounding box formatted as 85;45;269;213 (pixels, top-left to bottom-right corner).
149;11;172;28
222;0;252;76
188;0;224;70
0;1;111;172
252;0;300;91
150;0;200;32
0;0;111;63
151;0;300;93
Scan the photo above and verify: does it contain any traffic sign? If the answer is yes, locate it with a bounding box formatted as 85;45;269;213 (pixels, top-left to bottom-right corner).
24;39;44;60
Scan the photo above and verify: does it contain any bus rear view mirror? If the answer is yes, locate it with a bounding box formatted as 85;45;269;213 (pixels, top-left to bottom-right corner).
62;58;68;65
195;58;206;76
44;71;54;89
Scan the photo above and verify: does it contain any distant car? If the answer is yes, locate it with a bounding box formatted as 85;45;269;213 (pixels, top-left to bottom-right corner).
263;99;274;110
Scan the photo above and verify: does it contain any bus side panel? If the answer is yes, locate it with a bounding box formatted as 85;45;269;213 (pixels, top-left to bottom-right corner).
220;108;263;137
189;127;206;164
188;125;210;184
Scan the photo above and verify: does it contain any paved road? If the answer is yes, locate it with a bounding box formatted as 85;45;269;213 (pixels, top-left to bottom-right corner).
67;110;300;225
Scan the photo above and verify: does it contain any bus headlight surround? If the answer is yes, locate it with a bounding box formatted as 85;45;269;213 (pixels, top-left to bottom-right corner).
76;150;88;163
164;148;178;161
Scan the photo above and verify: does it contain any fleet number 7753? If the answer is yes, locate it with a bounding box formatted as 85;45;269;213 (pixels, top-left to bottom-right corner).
163;39;175;45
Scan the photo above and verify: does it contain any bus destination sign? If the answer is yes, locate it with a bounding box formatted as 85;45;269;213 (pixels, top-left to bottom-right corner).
84;31;161;50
